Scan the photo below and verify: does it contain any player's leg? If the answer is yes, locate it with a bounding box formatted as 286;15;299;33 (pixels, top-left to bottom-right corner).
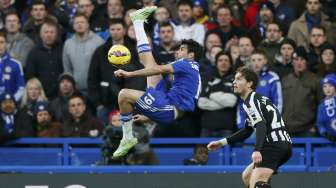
242;163;254;188
112;89;145;158
130;6;162;88
249;168;273;188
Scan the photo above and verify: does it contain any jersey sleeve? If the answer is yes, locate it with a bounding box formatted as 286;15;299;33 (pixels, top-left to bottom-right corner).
243;93;265;127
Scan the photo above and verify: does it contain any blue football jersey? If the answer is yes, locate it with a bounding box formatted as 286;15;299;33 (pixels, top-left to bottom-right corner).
168;59;201;111
317;96;336;136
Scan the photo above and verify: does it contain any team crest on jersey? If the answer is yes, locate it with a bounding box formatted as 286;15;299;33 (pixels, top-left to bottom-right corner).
5;66;11;73
260;80;267;87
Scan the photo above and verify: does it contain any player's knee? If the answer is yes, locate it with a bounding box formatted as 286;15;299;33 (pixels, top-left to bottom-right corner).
242;172;250;185
118;89;130;103
254;181;271;188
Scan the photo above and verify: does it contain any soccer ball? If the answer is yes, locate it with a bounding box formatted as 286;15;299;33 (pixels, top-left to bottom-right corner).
107;44;131;66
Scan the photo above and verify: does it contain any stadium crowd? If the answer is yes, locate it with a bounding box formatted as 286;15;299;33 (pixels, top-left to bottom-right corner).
0;0;336;163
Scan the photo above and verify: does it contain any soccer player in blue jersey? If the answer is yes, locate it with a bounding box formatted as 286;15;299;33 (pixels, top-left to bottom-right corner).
112;6;203;158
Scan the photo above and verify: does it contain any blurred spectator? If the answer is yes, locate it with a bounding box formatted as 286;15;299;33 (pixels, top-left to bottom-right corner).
183;144;208;165
174;0;205;45
127;24;136;41
0;92;35;144
243;0;262;29
317;74;336;142
0;0;16;30
272;38;296;79
88;18;145;125
25;20;63;99
0;32;25;102
199;45;222;77
268;0;295;34
211;5;245;47
288;0;335;51
258;22;284;64
94;0;125;40
5;11;35;67
77;0;106;33
321;0;336;21
50;73;78;123
248;1;276;45
307;26;327;73
124;8;136;27
316;43;336;77
199;30;223;75
63;13;104;95
20;78;48;116
105;0;124;19
57;0;79;25
251;50;283;112
101;111;159;165
153;21;177;65
229;44;240;64
233;36;255;70
34;101;62;137
192;0;209;25
208;0;225;19
63;94;103;137
227;0;250;26
198;51;237;137
23;0;58;44
158;0;179;20
152;6;176;46
282;46;323;137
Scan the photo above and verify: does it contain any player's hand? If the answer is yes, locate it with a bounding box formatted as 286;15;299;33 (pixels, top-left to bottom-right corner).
252;151;262;164
207;141;223;151
114;69;131;78
133;114;151;123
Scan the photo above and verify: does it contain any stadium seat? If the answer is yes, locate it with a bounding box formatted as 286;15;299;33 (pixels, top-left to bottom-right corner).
231;147;253;165
285;147;305;165
231;147;305;166
313;147;336;167
208;149;225;165
0;148;62;166
70;148;102;166
154;148;193;165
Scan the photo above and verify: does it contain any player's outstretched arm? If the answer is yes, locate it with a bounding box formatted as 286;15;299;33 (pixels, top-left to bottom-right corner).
208;125;254;151
114;64;173;78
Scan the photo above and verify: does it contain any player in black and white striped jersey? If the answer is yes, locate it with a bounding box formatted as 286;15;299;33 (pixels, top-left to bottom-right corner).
207;66;292;188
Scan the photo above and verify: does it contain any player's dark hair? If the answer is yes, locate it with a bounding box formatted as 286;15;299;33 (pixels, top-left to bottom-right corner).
109;18;126;28
236;66;259;90
180;39;203;62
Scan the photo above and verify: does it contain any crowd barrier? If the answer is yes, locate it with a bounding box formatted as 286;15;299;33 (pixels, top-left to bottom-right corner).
0;137;335;173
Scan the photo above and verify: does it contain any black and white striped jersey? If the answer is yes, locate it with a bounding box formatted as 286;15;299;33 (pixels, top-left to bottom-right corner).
243;92;291;143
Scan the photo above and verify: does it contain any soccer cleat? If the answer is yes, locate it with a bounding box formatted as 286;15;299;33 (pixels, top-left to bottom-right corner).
112;137;138;158
130;6;157;22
